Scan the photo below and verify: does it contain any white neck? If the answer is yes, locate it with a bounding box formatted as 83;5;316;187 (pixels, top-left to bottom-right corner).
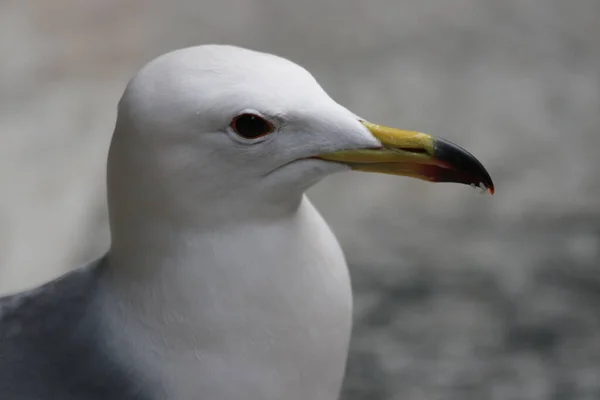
99;196;353;400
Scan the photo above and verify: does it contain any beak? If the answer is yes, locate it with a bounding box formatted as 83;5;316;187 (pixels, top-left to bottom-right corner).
317;120;495;194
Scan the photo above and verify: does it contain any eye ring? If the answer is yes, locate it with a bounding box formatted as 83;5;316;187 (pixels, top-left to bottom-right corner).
230;113;275;140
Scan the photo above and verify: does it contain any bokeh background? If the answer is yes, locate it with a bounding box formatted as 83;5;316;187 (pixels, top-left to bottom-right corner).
1;0;599;398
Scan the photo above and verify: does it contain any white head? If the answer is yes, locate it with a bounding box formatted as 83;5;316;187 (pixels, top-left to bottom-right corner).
107;45;493;236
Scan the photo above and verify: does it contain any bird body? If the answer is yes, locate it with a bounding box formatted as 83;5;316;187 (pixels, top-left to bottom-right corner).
100;195;352;400
0;45;493;399
1;197;352;400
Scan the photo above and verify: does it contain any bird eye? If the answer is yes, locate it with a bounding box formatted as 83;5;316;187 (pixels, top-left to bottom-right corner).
231;114;275;139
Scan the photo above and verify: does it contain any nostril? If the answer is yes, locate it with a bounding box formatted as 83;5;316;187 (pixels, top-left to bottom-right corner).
397;147;428;154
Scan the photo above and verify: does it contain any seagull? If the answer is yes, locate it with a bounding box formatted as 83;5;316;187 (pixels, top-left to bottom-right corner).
0;45;494;400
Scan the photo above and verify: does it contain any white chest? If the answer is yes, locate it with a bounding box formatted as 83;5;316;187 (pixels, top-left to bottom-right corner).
102;199;353;400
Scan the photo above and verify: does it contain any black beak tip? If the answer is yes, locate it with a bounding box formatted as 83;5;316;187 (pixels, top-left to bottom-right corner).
433;137;495;195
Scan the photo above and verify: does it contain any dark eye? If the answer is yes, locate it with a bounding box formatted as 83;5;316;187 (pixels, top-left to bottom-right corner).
231;113;275;139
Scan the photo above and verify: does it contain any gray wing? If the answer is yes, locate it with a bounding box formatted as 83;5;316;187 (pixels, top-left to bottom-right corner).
0;256;151;400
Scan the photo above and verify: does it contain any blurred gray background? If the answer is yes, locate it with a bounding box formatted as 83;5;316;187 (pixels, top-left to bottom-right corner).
1;0;599;398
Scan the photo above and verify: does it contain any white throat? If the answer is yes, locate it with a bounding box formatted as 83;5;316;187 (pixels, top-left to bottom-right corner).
100;196;353;400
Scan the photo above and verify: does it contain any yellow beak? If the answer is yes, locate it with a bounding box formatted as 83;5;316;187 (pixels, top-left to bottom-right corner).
317;120;494;194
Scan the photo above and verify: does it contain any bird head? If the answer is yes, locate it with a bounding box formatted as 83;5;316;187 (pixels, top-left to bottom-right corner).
108;45;493;227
